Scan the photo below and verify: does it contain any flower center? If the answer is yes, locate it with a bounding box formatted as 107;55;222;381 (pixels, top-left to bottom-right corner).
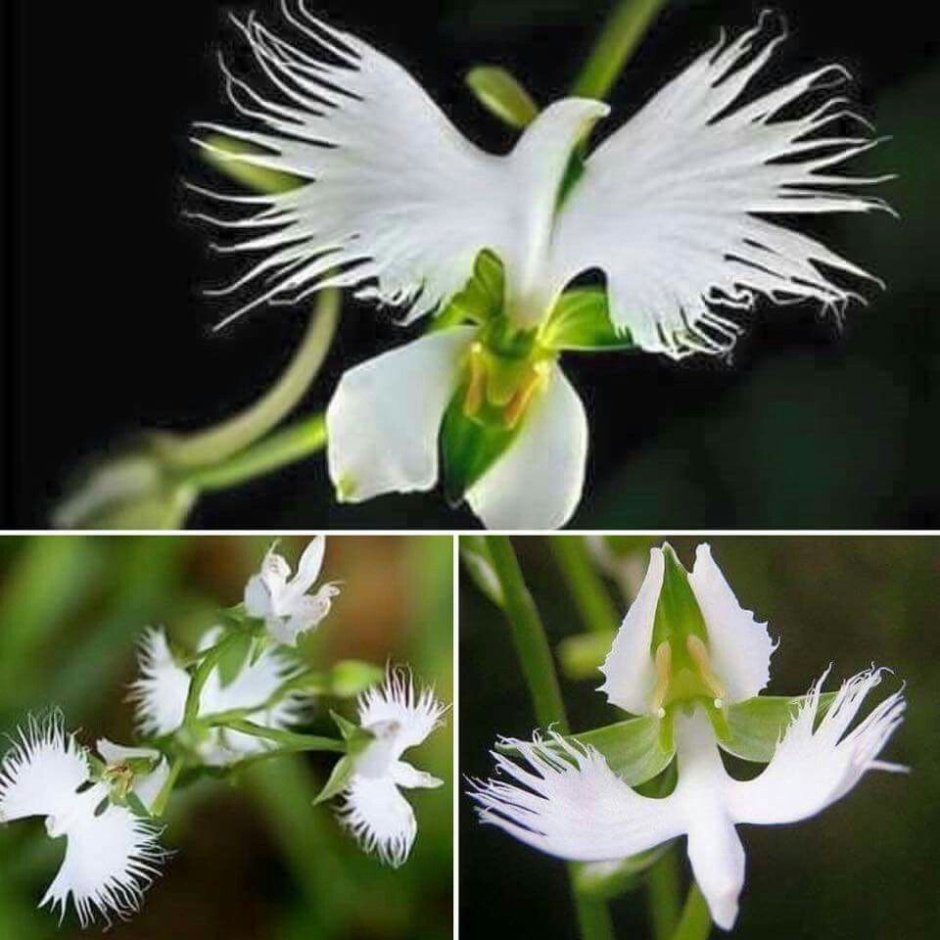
650;635;726;719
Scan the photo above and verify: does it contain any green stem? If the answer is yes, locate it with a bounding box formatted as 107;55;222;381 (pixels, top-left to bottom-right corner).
152;290;339;469
571;0;667;100
486;536;613;940
669;884;712;940
183;632;244;728
552;537;620;634
150;755;185;818
212;718;345;754
183;413;327;493
648;849;682;940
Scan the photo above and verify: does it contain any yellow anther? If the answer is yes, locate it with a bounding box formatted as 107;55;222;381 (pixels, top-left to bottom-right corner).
502;367;547;428
686;635;726;702
651;640;673;718
463;343;487;417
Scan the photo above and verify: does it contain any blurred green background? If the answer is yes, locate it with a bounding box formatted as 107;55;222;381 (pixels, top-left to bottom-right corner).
0;535;453;940
460;536;939;938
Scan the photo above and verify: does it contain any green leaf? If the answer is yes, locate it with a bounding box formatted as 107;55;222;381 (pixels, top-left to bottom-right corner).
540;288;635;351
572;715;674;786
466;66;539;129
722;693;837;762
573;843;672;899
436;249;505;327
328;660;385;698
313;756;355;805
439;393;520;502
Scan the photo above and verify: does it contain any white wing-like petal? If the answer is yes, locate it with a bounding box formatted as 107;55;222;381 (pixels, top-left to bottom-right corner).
326;327;475;502
598;547;664;715
192;1;514;324
728;667;906;826
129;628;190;737
358;667;448;756
688;543;775;703
337;774;417;867
549;14;891;358
465;364;588;530
40;801;165;928
0;715;89;823
469;733;685;860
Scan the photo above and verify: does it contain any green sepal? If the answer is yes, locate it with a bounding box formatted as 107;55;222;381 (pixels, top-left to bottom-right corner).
573;716;675;786
214;629;255;688
435;249;505;328
123;791;152;819
460;536;505;608
313;756;356;805
440;392;520;503
651;544;709;656
721;692;838;762
573;843;672;899
540;288;635;352
557;630;616;680
466;66;539;129
330;710;359;744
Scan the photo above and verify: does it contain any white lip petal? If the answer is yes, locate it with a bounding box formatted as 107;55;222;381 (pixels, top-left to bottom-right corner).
0;714;89;824
129;628;191;737
469;732;685;860
549;14;889;358
728;667;906;826
597;547;664;715
338;774;417;868
465;364;588;530
357;667;448;756
688;544;775;703
40;800;165;929
327;328;475;503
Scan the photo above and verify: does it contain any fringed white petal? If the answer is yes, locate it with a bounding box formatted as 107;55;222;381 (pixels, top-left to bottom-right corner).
728;667;906;825
550;13;891;358
129;628;191;737
337;774;417;867
326;328;475;503
191;1;515;325
358;667;448;756
0;714;89;823
598;547;664;714
40;797;165;928
688;544;775;703
465;364;588;530
468;731;685;860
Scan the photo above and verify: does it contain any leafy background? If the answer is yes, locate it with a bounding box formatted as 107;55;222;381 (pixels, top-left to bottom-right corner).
0;535;453;940
4;0;937;528
460;535;939;939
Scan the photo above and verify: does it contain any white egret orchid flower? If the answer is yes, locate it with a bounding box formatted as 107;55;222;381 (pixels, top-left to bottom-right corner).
0;715;165;927
470;544;906;930
193;5;889;528
131;626;305;766
244;536;340;645
336;668;447;867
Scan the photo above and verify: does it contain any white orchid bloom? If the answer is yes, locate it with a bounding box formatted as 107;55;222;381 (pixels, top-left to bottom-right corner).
470;544;906;930
131;626;305;766
244;536;340;645
0;715;165;928
95;738;171;812
337;668;447;867
193;5;889;528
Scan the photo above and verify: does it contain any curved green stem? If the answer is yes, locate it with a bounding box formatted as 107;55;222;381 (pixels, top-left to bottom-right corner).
183;413;327;493
183;632;245;728
571;0;667;100
552;537;619;635
648;849;682;940
150;755;185;818
152;291;339;470
669;884;712;940
212;719;345;754
486;536;613;940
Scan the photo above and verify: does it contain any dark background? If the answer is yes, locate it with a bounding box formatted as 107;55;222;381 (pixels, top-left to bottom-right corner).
460;535;939;939
3;0;938;528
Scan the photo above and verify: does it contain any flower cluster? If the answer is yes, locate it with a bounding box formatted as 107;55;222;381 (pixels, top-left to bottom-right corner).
469;543;906;930
0;538;448;927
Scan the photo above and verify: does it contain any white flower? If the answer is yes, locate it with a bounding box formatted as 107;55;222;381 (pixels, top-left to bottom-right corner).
0;715;165;927
95;738;171;812
337;668;447;867
130;626;305;766
470;545;906;930
244;537;340;645
192;7;888;528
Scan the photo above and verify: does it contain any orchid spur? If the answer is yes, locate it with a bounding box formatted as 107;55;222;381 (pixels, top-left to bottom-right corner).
469;544;906;930
192;3;890;528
